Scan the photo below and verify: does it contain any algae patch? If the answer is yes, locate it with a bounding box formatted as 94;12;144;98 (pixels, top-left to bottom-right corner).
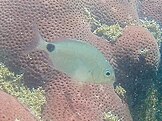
103;111;120;121
0;63;46;120
93;24;123;42
84;7;123;42
114;84;126;102
140;19;162;47
144;84;158;121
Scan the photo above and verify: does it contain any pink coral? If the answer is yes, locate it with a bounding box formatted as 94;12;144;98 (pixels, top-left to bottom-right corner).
0;0;113;86
82;0;139;27
0;0;133;120
0;90;37;121
111;25;160;81
42;71;133;121
138;0;162;25
0;0;160;120
0;0;159;85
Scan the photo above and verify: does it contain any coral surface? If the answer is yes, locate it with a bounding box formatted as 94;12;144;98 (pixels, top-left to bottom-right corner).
111;25;160;82
0;63;45;119
42;71;132;121
82;0;139;27
0;0;161;121
0;90;37;121
0;0;113;86
138;0;162;25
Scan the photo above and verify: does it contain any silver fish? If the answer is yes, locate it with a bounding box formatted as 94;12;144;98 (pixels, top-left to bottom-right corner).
33;25;116;84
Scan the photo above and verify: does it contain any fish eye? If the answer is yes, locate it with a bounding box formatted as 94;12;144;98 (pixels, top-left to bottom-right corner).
46;43;55;52
105;70;111;76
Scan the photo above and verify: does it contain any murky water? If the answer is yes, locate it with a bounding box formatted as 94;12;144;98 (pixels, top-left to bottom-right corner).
0;0;162;121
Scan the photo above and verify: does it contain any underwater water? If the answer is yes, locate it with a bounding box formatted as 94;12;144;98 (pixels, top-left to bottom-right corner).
0;0;162;121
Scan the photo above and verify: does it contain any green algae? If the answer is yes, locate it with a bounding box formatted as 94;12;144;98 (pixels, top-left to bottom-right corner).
103;111;120;121
84;7;161;121
85;8;161;120
144;84;158;121
93;24;123;42
84;7;123;42
126;77;159;121
133;82;158;121
114;84;126;102
140;19;162;46
84;7;102;28
136;19;162;121
0;63;46;120
156;62;162;121
0;9;161;121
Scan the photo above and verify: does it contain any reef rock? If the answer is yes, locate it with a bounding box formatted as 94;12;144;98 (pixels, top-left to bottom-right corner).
0;90;37;121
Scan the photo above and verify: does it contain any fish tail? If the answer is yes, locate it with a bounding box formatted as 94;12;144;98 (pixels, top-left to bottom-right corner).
20;22;45;55
32;22;47;51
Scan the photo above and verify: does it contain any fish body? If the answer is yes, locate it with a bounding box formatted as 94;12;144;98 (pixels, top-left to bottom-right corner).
34;26;115;84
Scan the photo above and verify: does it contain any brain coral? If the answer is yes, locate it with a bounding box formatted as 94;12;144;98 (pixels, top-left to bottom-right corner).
111;25;160;81
82;0;140;27
0;90;37;121
137;0;162;25
42;70;133;121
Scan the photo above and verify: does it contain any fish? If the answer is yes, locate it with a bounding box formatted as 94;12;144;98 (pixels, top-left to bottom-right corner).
33;25;116;84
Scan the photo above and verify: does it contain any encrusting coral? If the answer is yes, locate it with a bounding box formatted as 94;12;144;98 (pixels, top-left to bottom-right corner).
0;0;161;121
137;0;162;26
0;63;45;120
111;25;160;82
42;72;133;121
0;90;38;121
82;0;140;27
0;0;160;86
140;19;162;46
0;0;133;120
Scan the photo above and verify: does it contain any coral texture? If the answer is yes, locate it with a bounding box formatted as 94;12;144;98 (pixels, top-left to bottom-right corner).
0;0;133;120
0;63;45;119
82;0;139;27
111;25;160;81
0;0;161;121
0;0;159;84
0;90;37;121
42;71;133;121
138;0;162;25
0;0;114;86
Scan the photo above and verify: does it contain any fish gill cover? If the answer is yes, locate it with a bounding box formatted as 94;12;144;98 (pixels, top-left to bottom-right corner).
0;0;162;121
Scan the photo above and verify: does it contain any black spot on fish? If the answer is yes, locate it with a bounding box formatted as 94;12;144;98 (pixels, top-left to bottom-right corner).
105;70;111;76
46;43;55;52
